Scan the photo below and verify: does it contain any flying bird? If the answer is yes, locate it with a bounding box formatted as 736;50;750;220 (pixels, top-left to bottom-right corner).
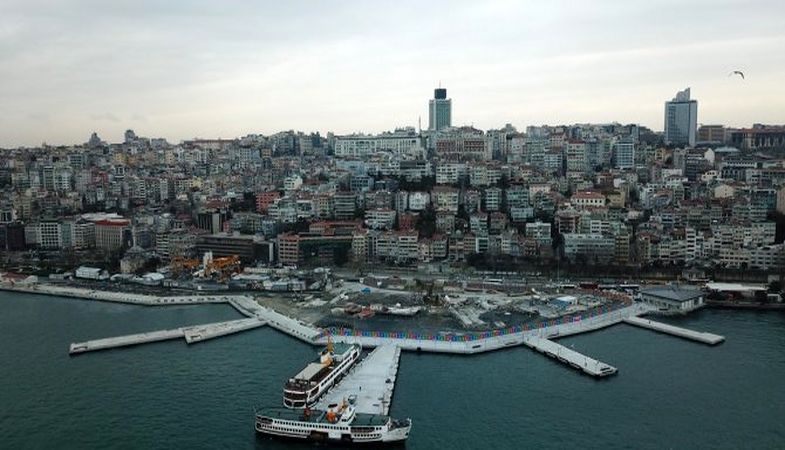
729;70;745;79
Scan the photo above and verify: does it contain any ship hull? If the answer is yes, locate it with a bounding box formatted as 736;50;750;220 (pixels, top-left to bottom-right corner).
255;412;410;445
255;422;410;445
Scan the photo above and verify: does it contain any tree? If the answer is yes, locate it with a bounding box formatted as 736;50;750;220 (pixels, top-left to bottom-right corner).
416;204;437;238
769;211;785;244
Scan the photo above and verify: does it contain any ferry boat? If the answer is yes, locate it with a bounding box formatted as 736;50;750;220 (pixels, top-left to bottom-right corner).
283;339;361;408
256;396;411;444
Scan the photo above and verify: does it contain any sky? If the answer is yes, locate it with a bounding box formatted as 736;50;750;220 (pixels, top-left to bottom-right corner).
1;0;784;147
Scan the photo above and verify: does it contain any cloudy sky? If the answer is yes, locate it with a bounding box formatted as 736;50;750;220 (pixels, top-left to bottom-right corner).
1;0;784;146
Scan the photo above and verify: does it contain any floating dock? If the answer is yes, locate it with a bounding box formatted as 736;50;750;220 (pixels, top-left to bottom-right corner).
315;344;402;415
623;316;725;345
522;335;618;377
69;318;266;354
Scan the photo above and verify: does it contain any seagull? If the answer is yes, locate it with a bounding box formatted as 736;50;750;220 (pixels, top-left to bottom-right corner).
729;70;745;79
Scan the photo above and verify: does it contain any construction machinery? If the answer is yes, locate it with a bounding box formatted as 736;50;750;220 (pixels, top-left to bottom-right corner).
170;256;201;278
202;251;241;282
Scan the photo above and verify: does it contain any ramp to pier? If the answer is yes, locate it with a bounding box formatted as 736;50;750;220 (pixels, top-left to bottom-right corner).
315;344;402;415
183;318;266;343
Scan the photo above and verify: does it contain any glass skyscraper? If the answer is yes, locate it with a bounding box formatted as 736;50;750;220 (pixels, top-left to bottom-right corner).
664;88;698;147
428;87;452;131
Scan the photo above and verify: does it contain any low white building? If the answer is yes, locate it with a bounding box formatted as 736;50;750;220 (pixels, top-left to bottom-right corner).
364;208;396;230
638;286;704;313
75;266;109;280
408;192;431;211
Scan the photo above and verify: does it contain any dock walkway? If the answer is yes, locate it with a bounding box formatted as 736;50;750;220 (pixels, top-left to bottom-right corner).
522;335;617;377
315;344;402;415
623;316;725;345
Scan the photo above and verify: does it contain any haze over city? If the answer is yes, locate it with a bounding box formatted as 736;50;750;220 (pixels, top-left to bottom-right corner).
2;0;785;147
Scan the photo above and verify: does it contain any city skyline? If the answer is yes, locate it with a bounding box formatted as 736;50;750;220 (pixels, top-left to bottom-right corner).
2;0;785;147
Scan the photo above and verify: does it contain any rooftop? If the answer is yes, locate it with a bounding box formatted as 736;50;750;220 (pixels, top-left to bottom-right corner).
640;286;703;302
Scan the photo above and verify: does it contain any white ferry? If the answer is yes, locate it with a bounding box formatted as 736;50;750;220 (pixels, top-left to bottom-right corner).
256;396;411;444
283;339;361;408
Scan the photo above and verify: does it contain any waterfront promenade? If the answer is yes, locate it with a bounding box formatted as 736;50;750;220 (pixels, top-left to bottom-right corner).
4;281;649;356
0;282;233;306
318;303;653;354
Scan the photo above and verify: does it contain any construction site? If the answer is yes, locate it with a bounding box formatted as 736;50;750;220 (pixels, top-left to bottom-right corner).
38;248;641;336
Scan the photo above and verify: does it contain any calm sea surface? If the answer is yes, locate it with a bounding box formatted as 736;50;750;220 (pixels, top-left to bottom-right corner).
1;292;784;449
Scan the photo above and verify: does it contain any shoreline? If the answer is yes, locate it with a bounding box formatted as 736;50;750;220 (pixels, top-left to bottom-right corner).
1;281;725;377
0;282;234;307
1;280;647;356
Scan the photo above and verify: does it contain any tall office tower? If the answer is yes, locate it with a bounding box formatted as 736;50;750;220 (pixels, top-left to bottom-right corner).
428;87;452;131
664;88;698;147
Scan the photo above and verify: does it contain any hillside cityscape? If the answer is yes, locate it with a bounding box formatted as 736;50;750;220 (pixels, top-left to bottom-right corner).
4;1;785;448
1;86;784;289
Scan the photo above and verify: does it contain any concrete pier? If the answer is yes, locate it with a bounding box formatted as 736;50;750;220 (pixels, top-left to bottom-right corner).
70;318;267;354
522;335;618;377
69;328;184;354
316;344;402;415
183;318;266;343
623;316;725;345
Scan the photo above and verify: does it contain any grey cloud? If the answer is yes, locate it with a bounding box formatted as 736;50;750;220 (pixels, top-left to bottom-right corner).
1;0;785;146
89;112;121;122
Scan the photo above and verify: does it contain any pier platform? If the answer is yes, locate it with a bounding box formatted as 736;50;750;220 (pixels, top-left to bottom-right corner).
69;318;267;354
522;335;618;377
315;344;402;415
623;316;725;345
